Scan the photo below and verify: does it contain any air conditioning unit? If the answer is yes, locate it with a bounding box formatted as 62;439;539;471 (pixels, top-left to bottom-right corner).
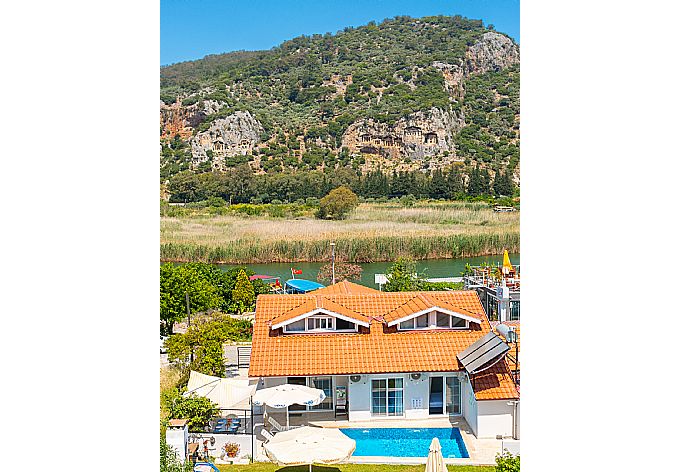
349;375;362;383
409;373;422;381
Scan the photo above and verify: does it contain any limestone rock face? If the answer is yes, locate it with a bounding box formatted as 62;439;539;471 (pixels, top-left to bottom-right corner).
464;32;519;76
431;62;465;99
190;111;264;168
341;107;464;172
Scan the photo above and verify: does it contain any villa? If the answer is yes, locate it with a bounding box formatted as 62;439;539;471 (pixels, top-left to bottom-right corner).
248;281;519;439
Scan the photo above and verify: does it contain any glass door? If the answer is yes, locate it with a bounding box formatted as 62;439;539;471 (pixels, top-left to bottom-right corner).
371;377;403;416
445;376;461;414
309;376;333;410
287;377;307;412
429;377;444;414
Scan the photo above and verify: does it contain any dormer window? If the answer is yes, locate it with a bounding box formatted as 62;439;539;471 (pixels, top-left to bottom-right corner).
395;310;473;331
277;311;361;333
308;316;334;331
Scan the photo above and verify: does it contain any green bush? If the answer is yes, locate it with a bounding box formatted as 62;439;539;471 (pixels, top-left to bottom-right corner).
160;437;193;472
495;451;520;472
161;388;219;432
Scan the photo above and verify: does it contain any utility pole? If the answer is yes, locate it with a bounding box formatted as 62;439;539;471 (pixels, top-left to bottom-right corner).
185;291;193;364
330;241;336;285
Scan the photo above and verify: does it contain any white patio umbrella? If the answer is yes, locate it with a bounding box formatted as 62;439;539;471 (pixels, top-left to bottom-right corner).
425;437;449;472
184;370;257;410
252;384;325;429
263;426;356;471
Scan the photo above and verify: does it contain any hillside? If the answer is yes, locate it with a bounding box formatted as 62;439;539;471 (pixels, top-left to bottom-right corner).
160;15;519;203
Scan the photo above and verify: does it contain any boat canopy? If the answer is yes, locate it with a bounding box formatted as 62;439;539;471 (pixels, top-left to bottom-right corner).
249;274;280;281
284;279;325;294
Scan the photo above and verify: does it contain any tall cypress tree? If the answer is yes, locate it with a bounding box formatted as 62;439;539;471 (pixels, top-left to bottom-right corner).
467;165;482;196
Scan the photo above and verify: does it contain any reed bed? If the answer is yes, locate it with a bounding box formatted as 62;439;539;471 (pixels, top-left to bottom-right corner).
160;202;519;263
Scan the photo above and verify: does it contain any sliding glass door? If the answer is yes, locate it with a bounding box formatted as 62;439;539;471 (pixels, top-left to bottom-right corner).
445;376;461;414
371;377;403;416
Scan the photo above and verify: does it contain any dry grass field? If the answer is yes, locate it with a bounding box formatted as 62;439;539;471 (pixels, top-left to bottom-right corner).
160;202;519;263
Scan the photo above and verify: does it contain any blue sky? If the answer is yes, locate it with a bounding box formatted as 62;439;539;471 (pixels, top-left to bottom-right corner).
161;0;519;66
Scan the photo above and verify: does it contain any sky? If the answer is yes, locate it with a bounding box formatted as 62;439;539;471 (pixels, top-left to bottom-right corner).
161;0;519;66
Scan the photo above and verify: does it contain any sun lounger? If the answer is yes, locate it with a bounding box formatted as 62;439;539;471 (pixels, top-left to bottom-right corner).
267;415;291;433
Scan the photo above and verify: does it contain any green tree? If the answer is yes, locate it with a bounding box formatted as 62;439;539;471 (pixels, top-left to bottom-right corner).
230;269;255;314
161;387;220;431
383;258;426;292
160;264;223;335
316;186;359;220
165;313;253;377
493;170;514;196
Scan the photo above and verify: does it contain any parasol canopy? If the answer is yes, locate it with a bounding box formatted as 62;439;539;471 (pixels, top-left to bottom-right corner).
425;437;449;472
184;371;257;410
502;250;514;275
263;426;356;468
252;384;325;409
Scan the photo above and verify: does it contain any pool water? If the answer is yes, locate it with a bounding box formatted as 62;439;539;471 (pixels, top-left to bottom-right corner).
340;427;470;458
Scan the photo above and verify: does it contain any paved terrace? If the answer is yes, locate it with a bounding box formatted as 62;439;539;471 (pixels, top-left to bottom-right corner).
259;410;505;465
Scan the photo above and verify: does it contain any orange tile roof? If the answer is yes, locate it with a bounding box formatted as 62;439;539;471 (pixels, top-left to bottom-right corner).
384;292;485;324
312;280;379;295
471;359;520;400
249;290;518;400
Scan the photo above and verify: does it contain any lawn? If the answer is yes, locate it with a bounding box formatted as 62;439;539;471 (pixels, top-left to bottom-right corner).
216;465;494;472
160;201;519;263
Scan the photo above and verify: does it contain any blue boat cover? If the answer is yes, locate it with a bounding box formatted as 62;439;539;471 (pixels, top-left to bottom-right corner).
285;279;325;293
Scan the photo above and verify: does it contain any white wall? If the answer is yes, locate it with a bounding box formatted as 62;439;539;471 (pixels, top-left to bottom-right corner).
476;400;515;438
462;379;478;435
348;372;463;421
165;426;188;463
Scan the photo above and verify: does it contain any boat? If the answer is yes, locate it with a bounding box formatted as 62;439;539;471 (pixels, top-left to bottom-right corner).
284;278;325;294
249;274;282;292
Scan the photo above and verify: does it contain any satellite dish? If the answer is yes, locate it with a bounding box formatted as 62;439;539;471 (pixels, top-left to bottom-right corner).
349;375;362;383
410;373;422;381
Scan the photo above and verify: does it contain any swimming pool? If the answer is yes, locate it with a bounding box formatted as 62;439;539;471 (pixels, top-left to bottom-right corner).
339;427;469;458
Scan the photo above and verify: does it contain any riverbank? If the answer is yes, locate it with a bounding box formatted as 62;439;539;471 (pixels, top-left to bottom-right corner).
160;202;519;264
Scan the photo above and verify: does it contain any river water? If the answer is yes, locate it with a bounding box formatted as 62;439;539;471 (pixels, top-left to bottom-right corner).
209;254;520;289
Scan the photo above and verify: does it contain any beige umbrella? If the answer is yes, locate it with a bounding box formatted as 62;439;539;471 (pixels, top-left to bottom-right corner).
253;384;325;429
263;426;356;472
425;437;449;472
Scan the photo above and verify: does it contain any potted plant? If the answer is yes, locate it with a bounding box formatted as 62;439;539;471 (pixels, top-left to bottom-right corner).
222;442;240;462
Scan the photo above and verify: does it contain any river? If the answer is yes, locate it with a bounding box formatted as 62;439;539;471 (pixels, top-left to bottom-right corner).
208;254;520;289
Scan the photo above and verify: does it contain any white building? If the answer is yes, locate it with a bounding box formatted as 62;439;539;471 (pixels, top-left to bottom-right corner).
249;281;519;439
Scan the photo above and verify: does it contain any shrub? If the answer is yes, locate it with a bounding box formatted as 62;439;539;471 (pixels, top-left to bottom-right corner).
495;451;520;472
161;388;219;432
161;437;194;472
316;186;358;220
400;195;416;207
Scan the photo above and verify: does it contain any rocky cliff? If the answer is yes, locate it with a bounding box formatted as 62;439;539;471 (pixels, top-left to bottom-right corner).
340;32;519;169
190;111;264;169
341;107;464;172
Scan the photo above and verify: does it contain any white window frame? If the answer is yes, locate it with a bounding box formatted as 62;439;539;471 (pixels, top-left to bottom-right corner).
397;311;469;331
370;376;404;417
274;308;366;333
284;319;306;332
398;314;429;330
390;307;481;330
307;316;334;331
